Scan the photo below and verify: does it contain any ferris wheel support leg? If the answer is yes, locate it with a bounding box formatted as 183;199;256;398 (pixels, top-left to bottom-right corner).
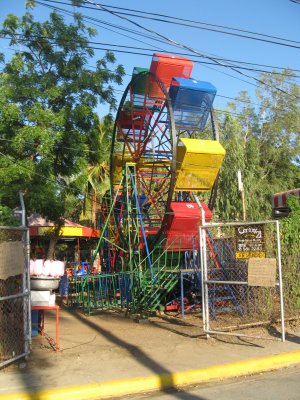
91;177;124;267
129;172;154;280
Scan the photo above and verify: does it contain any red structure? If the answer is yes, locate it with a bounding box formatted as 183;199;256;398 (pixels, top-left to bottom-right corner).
272;188;300;218
149;53;193;98
164;202;212;251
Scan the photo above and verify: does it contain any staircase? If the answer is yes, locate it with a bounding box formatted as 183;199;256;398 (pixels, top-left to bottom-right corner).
132;241;181;313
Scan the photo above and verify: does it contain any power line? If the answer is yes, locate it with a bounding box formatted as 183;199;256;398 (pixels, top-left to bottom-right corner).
36;1;172;52
216;94;259;107
65;43;300;78
3;32;300;80
35;0;300;96
0;138;100;154
89;2;300;45
214;108;252;118
0;151;71;190
36;1;300;84
112;86;299;117
2;49;296;114
35;0;300;79
1;48;268;111
82;0;300;101
111;86;261;110
4;45;299;116
40;0;300;49
3;4;300;110
4;45;299;114
0;151;106;211
36;0;300;100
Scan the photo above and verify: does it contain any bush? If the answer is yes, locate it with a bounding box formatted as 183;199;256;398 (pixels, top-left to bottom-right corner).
280;196;300;314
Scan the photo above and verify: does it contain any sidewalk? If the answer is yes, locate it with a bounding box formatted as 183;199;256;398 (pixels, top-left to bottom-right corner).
1;305;300;399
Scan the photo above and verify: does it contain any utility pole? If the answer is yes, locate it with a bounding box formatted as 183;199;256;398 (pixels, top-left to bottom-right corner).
237;170;246;221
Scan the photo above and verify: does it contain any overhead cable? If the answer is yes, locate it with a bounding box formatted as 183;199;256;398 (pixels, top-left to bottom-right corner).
82;0;300;100
41;0;300;49
3;32;300;79
35;1;300;90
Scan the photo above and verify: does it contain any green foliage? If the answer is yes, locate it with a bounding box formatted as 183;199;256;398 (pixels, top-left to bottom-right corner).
0;10;124;227
216;72;299;222
278;197;300;311
0;205;18;226
215;73;300;316
216;115;245;220
280;196;300;253
80;116;113;225
25;0;36;9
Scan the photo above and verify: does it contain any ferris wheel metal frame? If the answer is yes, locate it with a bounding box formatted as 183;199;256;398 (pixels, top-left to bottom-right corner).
109;71;219;244
90;57;224;314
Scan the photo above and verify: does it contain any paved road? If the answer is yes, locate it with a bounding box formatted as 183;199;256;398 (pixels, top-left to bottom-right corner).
121;365;300;400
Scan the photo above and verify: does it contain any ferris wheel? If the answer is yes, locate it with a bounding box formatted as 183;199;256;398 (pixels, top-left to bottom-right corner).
104;53;225;273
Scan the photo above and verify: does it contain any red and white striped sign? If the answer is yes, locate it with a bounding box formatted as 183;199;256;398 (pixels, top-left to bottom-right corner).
272;188;300;208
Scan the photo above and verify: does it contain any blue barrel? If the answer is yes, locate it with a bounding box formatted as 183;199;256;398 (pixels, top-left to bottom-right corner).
59;274;68;296
31;310;39;336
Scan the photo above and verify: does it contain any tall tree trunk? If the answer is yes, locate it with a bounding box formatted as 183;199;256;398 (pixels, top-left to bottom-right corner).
46;225;62;260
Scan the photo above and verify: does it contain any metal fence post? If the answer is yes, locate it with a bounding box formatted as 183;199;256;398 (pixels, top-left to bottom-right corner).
276;220;285;342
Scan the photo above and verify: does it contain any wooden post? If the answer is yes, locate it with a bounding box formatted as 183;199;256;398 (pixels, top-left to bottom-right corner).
241;189;246;221
237;170;246;221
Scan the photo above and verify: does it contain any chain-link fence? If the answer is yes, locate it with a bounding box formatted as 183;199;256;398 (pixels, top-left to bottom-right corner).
0;226;30;368
200;220;285;341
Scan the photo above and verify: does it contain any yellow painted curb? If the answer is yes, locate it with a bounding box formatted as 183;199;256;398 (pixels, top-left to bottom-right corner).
2;350;300;400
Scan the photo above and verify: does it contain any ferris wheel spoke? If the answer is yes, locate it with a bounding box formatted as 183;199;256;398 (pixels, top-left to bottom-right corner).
111;70;176;235
138;173;164;221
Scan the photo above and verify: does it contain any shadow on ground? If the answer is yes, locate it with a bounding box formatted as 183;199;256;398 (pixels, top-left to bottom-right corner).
149;314;265;348
267;323;300;345
64;307;207;400
148;314;206;339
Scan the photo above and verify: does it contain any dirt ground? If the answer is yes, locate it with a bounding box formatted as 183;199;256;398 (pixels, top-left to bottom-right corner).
1;303;300;396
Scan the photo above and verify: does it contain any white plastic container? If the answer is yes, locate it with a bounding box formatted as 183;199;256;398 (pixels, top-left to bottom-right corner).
34;259;44;276
49;293;56;306
43;259;52;276
30;290;50;306
30;259;36;276
57;261;65;277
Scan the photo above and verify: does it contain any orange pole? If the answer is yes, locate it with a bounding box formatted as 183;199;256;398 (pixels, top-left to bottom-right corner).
56;305;59;352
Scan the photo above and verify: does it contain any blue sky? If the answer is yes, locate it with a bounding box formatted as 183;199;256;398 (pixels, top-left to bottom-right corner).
1;0;299;118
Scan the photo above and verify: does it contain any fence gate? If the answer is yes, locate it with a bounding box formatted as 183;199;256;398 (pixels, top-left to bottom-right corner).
200;220;285;341
0;226;31;368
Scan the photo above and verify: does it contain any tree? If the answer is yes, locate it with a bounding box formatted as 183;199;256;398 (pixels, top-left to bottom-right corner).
80;116;113;227
216;73;299;221
256;71;299;183
227;90;259;143
216;114;246;220
280;196;300;311
0;8;124;257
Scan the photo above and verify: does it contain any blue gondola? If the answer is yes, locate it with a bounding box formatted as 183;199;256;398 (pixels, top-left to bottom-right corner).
169;77;217;130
